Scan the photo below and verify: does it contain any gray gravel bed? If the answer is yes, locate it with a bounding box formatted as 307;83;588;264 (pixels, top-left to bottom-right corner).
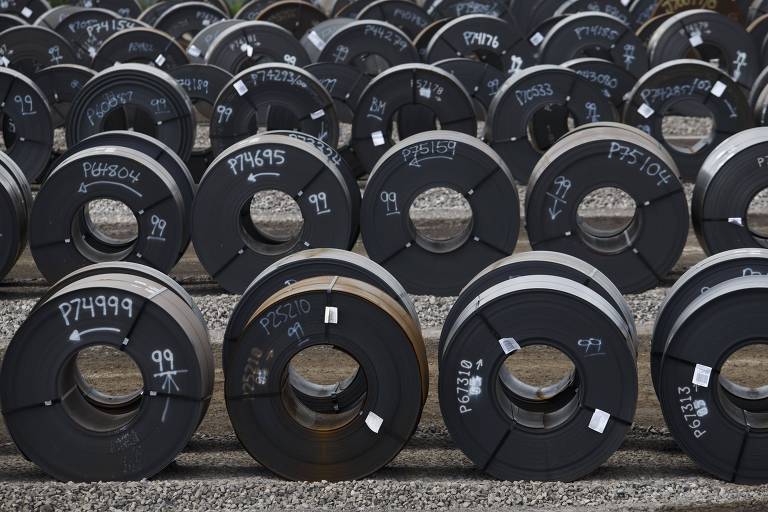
195;124;210;152
52;128;66;155
663;116;713;138
625;288;667;331
0;426;766;511
6;479;761;511
196;294;240;332
0;299;34;341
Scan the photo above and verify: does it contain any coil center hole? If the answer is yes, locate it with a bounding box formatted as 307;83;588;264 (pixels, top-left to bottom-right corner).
661;99;715;154
686;42;725;70
576;186;640;254
61;344;144;433
747;188;768;240
527;103;576;154
283;344;365;431
241;189;304;255
719;343;768;414
351;53;390;76
408;186;473;253
466;49;504;70
497;343;579;429
577;186;637;235
72;198;140;262
84;199;140;246
0;113;17;152
103;105;159;138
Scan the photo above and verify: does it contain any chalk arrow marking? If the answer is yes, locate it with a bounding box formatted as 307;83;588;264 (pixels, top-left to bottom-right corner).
69;327;121;342
247;172;280;183
79;181;143;198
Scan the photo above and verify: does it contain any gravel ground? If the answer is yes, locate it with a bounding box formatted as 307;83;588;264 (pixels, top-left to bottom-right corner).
662;116;713;138
1;424;767;511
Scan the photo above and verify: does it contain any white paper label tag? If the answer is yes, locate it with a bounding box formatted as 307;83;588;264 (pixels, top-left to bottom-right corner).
154;54;166;67
310;109;324;120
710;81;726;98
689;34;704;47
324;306;338;324
365;411;383;433
240;43;254;57
588;409;610;434
307;30;326;50
20;6;32;17
188;45;202;57
637;103;654;118
529;32;544;46
620;0;630;5
499;337;520;355
233;80;248;96
0;56;9;67
728;217;743;226
419;87;431;99
692;364;712;387
371;130;385;146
